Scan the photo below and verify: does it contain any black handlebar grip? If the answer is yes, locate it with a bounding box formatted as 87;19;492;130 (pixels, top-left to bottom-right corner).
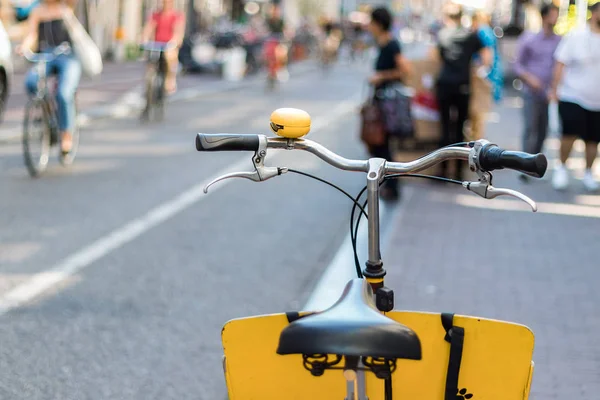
479;144;548;178
196;133;260;152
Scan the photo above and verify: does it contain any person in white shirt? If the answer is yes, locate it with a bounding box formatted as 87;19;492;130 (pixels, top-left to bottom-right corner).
550;2;600;191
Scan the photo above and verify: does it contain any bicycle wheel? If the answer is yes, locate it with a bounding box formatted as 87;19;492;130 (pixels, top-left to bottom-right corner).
140;69;156;123
0;71;7;123
22;99;51;177
266;74;277;92
152;71;165;122
59;98;80;166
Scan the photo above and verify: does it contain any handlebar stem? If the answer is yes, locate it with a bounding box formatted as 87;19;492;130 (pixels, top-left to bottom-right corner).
365;158;386;288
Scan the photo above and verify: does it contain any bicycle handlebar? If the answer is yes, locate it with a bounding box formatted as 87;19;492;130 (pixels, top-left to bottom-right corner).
196;133;260;152
195;133;547;177
478;143;547;178
23;42;71;63
140;41;177;52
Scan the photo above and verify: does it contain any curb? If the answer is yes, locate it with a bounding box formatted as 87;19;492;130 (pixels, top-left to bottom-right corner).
0;60;318;145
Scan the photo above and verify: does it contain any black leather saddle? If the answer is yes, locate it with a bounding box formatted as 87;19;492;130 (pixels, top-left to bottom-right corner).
277;279;421;360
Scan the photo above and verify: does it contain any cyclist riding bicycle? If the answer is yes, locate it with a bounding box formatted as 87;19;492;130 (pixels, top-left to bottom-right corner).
264;5;287;83
140;0;185;94
17;0;80;154
266;4;285;39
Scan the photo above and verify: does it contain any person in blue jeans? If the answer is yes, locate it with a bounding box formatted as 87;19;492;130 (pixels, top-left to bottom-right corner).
17;0;81;154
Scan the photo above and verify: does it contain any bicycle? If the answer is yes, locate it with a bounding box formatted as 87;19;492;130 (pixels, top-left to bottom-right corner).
263;35;289;91
195;108;547;399
22;43;79;177
140;41;176;123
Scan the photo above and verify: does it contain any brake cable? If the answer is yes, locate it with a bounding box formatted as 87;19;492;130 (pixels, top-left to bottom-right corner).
349;174;463;278
287;169;368;219
288;143;469;280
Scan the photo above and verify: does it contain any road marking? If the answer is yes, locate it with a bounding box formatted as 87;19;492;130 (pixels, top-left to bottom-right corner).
303;186;415;312
0;97;360;316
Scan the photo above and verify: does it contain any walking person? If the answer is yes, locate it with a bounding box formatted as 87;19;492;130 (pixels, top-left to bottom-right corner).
366;6;411;201
434;2;491;180
550;2;600;191
513;4;560;181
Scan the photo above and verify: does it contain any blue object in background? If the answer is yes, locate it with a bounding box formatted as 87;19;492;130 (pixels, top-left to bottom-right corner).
473;24;504;103
14;0;40;22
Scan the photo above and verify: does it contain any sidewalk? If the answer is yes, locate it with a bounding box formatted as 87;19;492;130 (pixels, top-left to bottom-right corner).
384;93;600;398
0;59;318;144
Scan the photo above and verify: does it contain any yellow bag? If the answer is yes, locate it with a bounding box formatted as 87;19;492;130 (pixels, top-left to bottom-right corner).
222;311;534;399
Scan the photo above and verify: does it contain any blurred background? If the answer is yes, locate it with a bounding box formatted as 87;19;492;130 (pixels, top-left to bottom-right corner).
1;0;599;398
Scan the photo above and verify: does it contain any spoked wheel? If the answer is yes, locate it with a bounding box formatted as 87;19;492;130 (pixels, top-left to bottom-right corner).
59;101;80;166
141;71;165;123
152;72;165;122
141;71;155;123
266;74;277;91
0;72;7;123
22;100;51;177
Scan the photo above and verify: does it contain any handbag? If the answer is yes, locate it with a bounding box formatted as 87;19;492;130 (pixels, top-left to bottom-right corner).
375;83;415;139
359;90;386;148
61;7;103;77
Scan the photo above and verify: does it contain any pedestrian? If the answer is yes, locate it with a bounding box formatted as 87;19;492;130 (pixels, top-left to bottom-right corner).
366;6;411;201
513;3;560;181
550;2;600;191
468;10;503;141
434;2;491;180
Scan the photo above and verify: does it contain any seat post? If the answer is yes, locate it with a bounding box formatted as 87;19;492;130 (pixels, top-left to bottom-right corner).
343;356;367;400
364;158;387;290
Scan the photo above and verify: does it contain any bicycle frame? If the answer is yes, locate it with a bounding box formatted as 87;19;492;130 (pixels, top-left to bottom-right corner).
28;56;60;142
142;42;174;77
141;42;174;118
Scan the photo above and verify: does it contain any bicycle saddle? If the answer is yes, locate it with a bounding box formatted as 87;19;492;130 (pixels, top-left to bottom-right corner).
277;279;421;360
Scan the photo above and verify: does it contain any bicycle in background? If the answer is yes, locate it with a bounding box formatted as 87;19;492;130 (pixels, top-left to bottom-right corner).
263;35;289;91
21;43;79;177
140;41;176;123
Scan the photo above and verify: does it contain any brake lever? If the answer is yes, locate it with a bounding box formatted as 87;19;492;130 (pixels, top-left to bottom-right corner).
203;136;287;193
463;180;538;212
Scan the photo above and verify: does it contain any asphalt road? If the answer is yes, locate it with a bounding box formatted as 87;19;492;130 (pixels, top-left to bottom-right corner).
0;62;375;399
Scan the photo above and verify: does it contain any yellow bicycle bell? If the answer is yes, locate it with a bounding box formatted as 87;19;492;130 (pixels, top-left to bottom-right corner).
269;108;311;139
